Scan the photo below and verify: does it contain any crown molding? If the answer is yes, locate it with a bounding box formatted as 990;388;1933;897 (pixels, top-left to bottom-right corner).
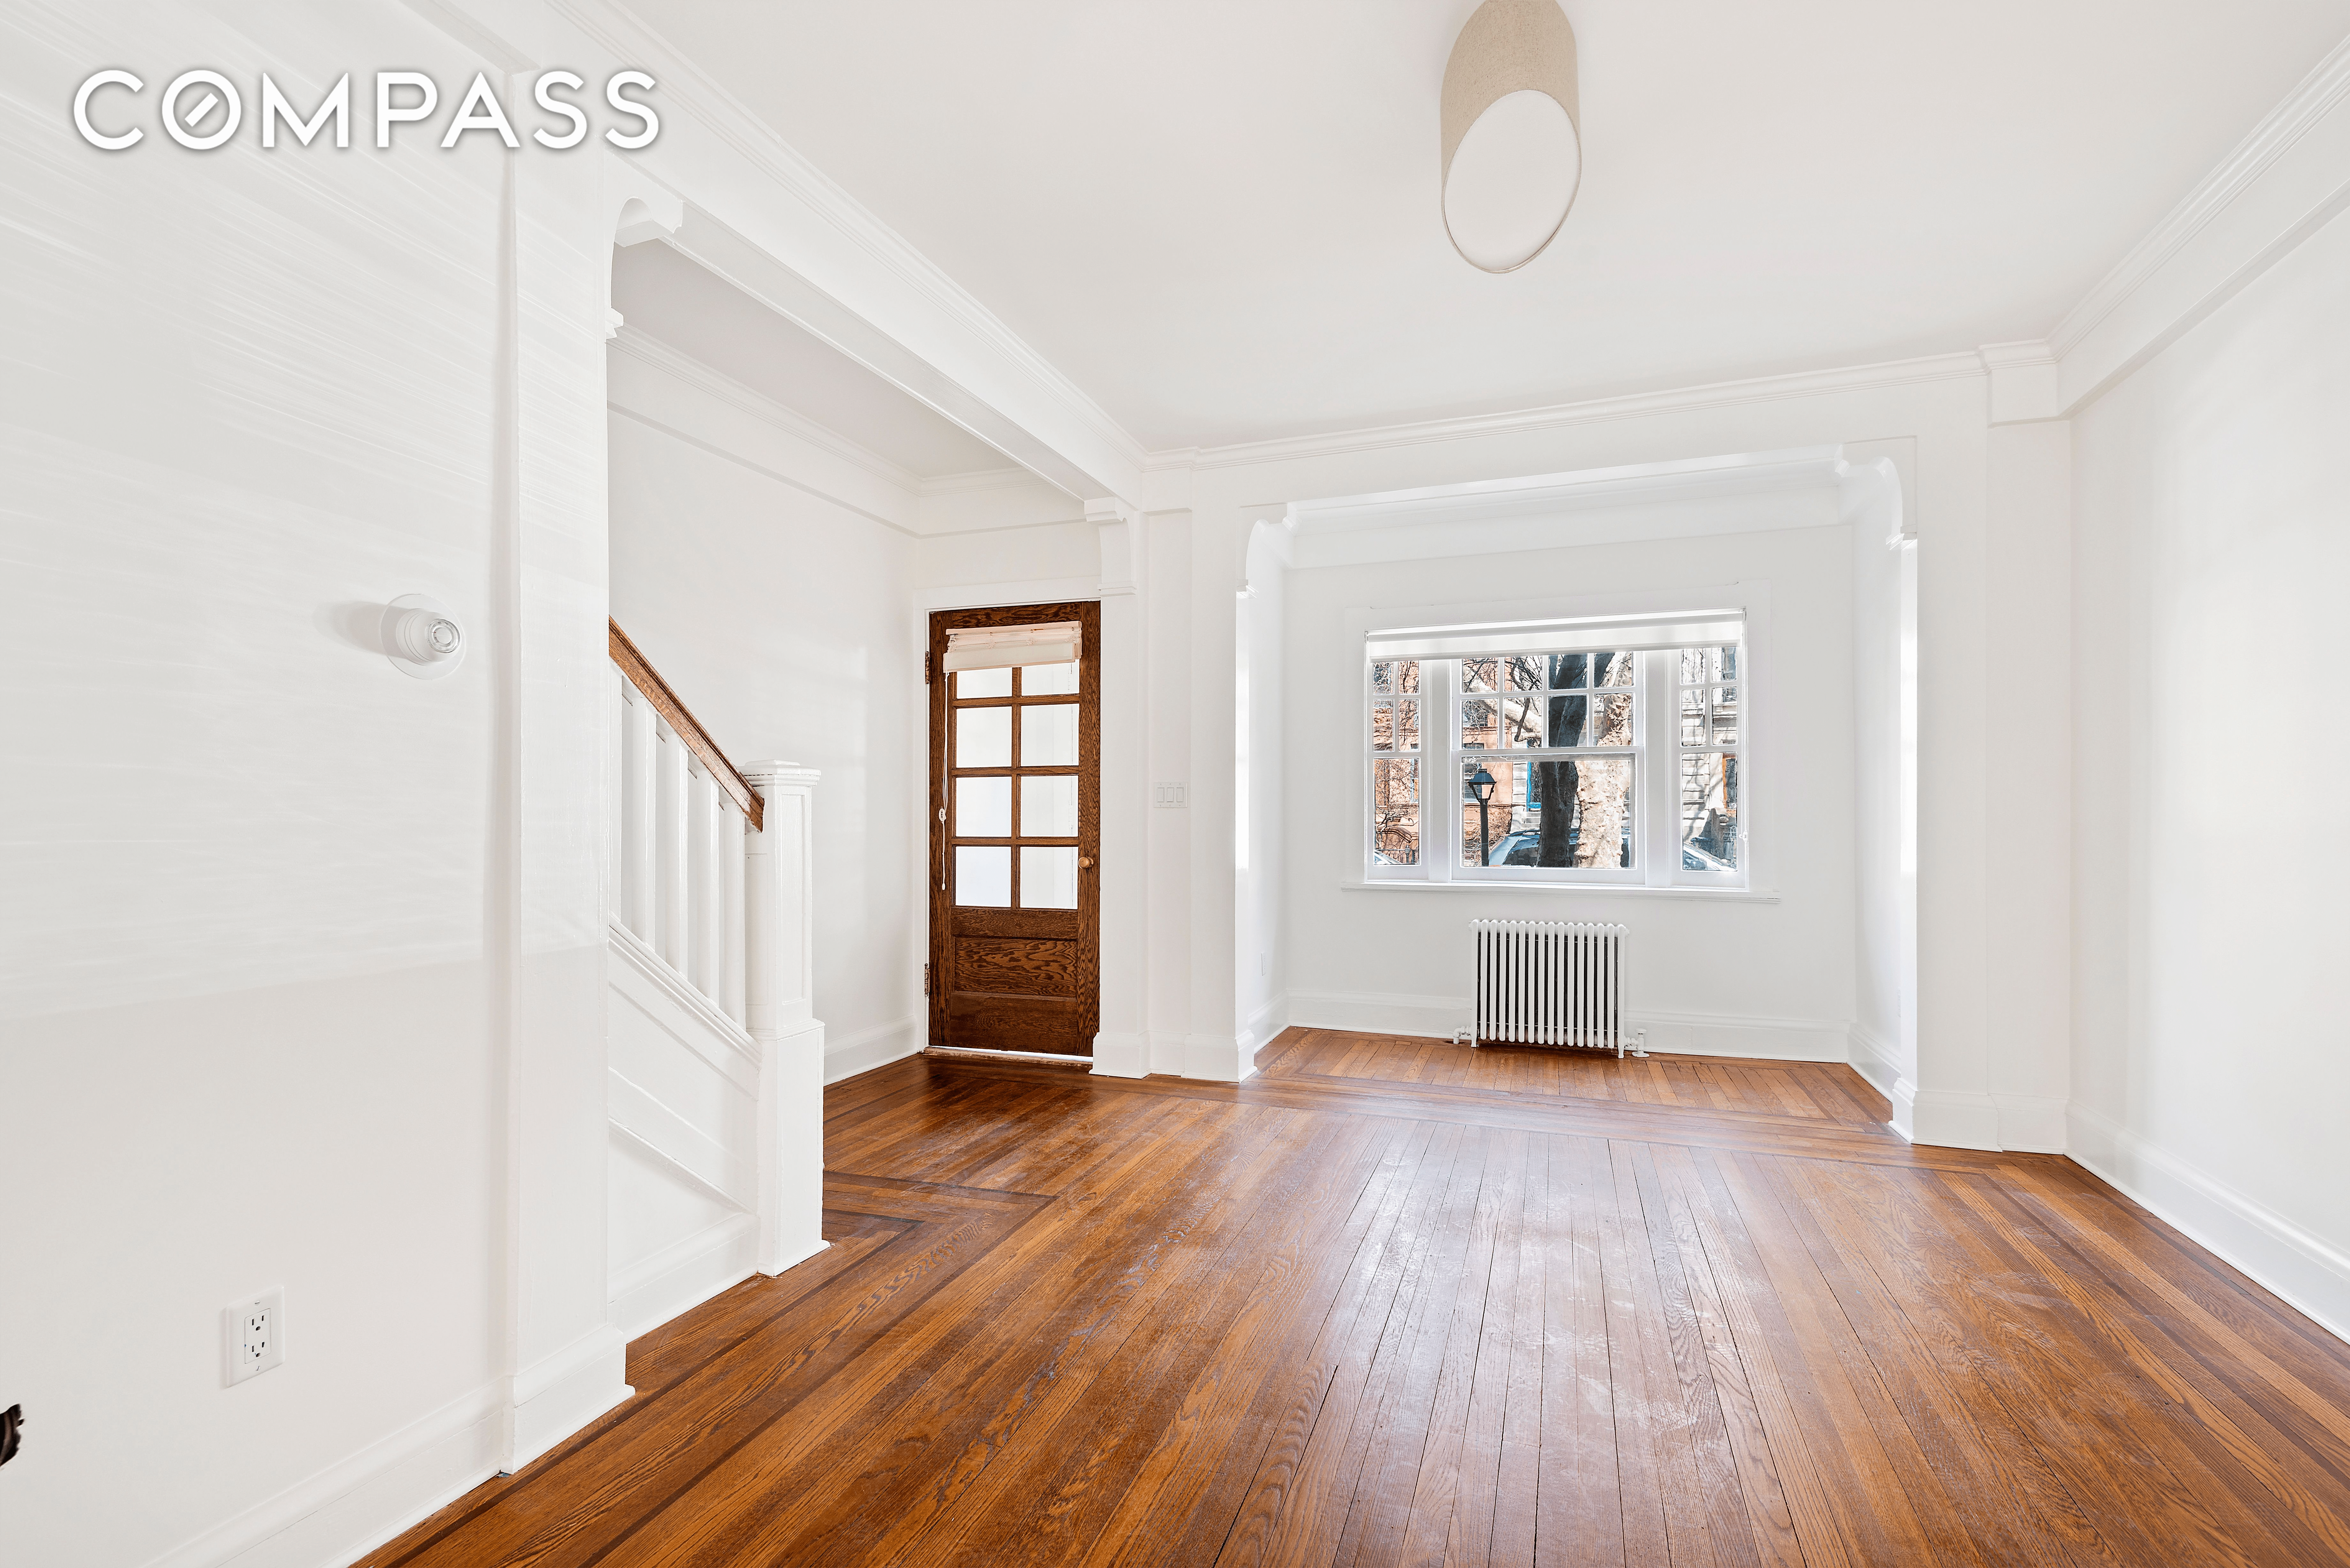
918;465;1062;499
610;336;1073;528
1144;352;1983;474
1286;445;1848;531
609;325;930;496
1976;340;2062;425
2050;32;2350;361
549;0;1148;479
1272;444;1896;569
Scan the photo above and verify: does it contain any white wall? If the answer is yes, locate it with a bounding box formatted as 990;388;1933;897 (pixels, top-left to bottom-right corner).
1144;514;1200;1067
1980;422;2073;1150
1238;528;1289;1054
607;334;921;1083
1280;524;1858;1057
914;517;1094;591
1850;483;1914;1103
2068;203;2350;1338
0;5;590;1563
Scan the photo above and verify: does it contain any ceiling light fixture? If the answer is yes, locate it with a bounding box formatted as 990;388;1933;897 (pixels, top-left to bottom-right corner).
1441;0;1581;273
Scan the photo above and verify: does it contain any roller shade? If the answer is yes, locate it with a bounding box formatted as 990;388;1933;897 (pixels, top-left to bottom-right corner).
943;621;1082;672
1365;609;1742;661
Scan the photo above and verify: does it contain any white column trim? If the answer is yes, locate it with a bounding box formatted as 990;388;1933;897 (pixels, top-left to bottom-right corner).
741;761;828;1277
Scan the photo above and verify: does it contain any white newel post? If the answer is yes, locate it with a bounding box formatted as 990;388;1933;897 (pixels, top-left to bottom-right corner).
741;760;828;1276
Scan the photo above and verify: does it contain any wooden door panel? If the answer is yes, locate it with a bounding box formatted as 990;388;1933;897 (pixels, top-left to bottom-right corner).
956;937;1076;996
929;602;1100;1057
944;1010;1085;1054
943;993;1078;1021
946;908;1077;940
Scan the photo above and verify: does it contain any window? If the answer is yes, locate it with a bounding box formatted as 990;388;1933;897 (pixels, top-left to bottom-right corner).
1367;658;1422;865
1363;615;1747;887
1677;645;1740;873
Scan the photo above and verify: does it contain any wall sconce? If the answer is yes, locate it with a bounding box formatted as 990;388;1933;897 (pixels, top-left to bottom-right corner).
384;594;465;681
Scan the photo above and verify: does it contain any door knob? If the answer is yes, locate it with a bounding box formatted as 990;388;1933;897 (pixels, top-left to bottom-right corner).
1079;856;1095;870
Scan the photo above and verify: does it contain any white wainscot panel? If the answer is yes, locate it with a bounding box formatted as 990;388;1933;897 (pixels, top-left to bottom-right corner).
606;926;762;1340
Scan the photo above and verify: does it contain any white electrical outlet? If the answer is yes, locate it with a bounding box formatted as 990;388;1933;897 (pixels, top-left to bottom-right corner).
225;1287;285;1386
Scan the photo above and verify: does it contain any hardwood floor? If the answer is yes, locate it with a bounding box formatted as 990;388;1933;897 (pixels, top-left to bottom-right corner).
372;1029;2350;1567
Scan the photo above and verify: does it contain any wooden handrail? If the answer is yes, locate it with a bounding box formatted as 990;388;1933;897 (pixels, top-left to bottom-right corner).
609;619;763;832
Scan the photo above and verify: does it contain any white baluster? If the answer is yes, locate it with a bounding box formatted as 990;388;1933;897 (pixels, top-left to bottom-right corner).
688;761;720;999
606;665;625;925
654;718;688;971
702;777;728;1001
722;804;747;1026
620;679;656;940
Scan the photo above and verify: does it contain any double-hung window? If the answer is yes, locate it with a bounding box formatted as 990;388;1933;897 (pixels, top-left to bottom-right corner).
1364;611;1746;887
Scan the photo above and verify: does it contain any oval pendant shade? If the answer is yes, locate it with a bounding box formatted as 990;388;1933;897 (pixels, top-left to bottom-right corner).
1441;0;1582;273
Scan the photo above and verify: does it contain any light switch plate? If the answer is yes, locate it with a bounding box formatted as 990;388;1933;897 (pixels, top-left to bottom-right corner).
1154;782;1187;808
225;1287;285;1386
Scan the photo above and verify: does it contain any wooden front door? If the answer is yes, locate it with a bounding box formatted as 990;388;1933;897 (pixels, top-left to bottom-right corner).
927;602;1100;1055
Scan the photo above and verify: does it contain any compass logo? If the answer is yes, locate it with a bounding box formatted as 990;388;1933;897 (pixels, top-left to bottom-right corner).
72;69;658;152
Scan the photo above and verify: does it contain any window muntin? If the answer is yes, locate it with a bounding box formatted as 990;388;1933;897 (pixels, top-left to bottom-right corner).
1366;640;1744;886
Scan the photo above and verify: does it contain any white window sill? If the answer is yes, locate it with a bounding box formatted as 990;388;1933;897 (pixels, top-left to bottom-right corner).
1343;879;1778;903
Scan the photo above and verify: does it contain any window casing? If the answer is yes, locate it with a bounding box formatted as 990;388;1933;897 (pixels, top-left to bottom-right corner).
1366;639;1746;887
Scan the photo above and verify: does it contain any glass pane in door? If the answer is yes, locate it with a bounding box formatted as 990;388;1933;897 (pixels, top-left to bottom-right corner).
956;707;1011;769
1020;846;1078;908
1021;775;1078;837
1022;660;1079;695
1019;704;1078;766
954;845;1011;906
955;776;1012;838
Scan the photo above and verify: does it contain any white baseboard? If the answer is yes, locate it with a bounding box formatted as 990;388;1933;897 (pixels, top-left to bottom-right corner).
1884;1079;1919;1142
1242;994;1288;1056
1990;1093;2069;1154
1101;1029;1259;1081
760;1234;833;1278
507;1324;631;1473
823;1018;920;1085
2067;1103;2350;1346
1288;990;1851;1065
608;1213;758;1344
1287;989;1464;1038
152;1324;637;1567
1183;1032;1257;1083
1146;1030;1188;1076
1845;1023;2065;1152
1625;1008;1848;1063
144;1381;502;1568
1908;1089;2003;1152
1846;1023;1903;1099
1091;1030;1149;1079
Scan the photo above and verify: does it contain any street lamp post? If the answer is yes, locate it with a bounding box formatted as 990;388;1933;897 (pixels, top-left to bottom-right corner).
1468;764;1496;866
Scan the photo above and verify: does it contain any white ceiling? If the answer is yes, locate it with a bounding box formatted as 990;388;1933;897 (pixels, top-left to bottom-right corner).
644;0;2350;451
610;239;1017;480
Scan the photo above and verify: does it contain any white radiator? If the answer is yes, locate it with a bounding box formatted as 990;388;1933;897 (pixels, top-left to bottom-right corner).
1469;919;1643;1056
